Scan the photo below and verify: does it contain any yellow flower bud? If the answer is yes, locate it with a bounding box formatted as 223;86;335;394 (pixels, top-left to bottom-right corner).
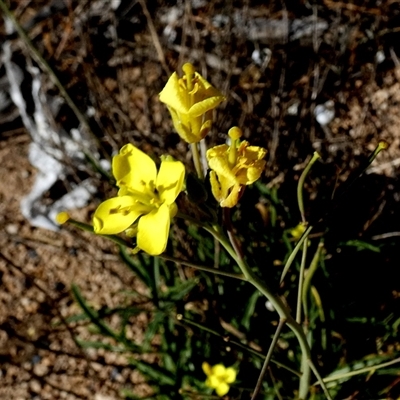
56;212;70;224
159;63;225;143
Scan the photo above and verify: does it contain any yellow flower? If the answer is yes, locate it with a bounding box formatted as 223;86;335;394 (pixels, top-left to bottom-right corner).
206;127;267;208
159;63;225;143
202;362;237;397
93;144;185;255
289;223;306;241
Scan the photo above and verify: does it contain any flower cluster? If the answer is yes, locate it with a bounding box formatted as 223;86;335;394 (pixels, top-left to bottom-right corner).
92;63;266;255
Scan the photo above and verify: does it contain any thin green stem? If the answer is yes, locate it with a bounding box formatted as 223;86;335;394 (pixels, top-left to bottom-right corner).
251;318;286;400
269;368;284;400
314;356;400;385
159;254;245;280
177;314;301;377
223;208;244;259
280;225;313;284
64;218;134;248
308;359;333;400
302;241;324;322
297;152;321;224
191;142;205;180
204;222;314;399
153;256;160;306
296;239;308;324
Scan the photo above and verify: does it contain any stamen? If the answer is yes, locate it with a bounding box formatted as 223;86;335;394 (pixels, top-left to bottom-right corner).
228;127;243;167
182;63;195;91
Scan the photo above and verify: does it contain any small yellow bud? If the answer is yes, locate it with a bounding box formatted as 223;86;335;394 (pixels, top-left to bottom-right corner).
378;141;388;150
56;212;70;224
228;127;242;140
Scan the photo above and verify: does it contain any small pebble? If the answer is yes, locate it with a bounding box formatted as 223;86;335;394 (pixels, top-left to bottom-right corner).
5;223;18;235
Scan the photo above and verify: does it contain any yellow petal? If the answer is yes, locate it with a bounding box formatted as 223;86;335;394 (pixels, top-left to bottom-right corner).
246;161;266;183
157;160;185;204
211;364;227;377
209;171;232;204
215;382;230;397
208;156;237;186
93;196;147;235
202;362;212;377
220;184;242;208
193;72;225;105
205;377;216;389
224;367;237;383
168;106;201;143
206;144;228;160
207;375;220;389
199;118;213;140
189;95;225;118
159;72;188;113
113;144;157;191
244;145;268;161
235;160;266;185
169;202;178;218
137;203;170;255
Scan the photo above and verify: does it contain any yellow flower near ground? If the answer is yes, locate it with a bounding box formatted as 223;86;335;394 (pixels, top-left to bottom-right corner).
159;63;225;143
207;127;267;208
202;362;237;397
93;144;185;255
289;223;307;241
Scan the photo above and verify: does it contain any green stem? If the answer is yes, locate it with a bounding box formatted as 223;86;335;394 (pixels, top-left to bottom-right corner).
314;356;400;385
153;256;160;306
308;359;333;400
203;223;314;399
368;141;388;164
296;239;308;324
191;142;205;180
65;218;134;248
302;241;324;322
280;225;313;284
297;152;320;224
158;254;245;280
177;314;301;377
251;318;286;400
